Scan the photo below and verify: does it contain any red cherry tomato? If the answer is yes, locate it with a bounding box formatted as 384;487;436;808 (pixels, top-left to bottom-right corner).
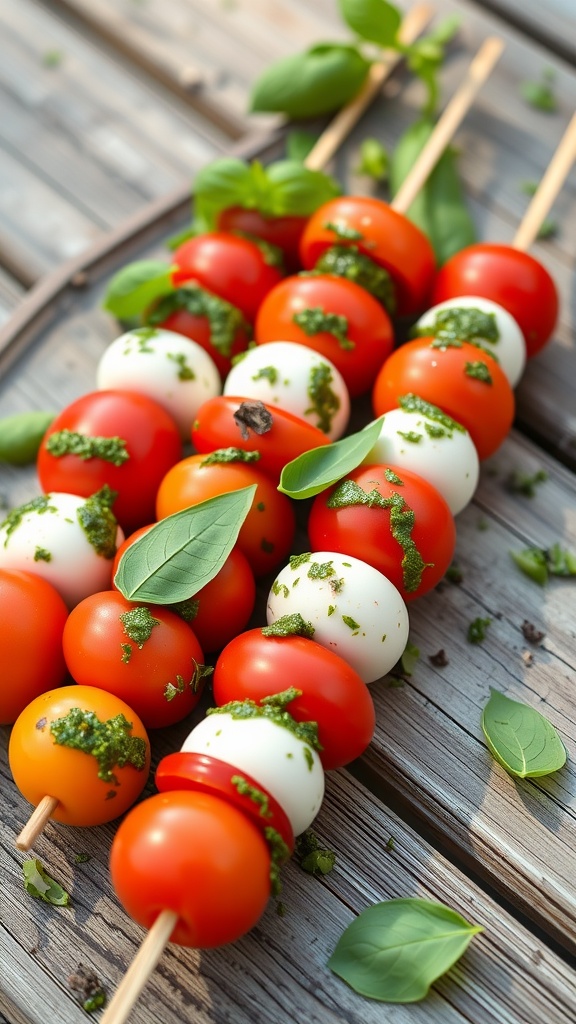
372;337;515;461
191;395;329;482
307;463;456;601
156;453;296;576
171;232;283;322
37;390;182;532
156;751;294;855
254;273;394;398
431;243;558;359
109;790;271;947
299;196;436;317
0;569;69;725
217;206;308;272
63;590;206;728
213;628;376;770
146;287;251;378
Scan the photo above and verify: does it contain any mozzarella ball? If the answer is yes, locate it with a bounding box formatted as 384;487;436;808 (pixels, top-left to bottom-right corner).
363;405;479;515
96;327;221;438
0;492;123;607
181;713;325;836
267;552;409;684
414;296;526;388
223;341;350;440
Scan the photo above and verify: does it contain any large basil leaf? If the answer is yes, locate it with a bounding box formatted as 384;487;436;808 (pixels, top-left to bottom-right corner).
338;0;401;47
279;416;384;499
249;44;372;119
103;260;175;319
481;688;567;778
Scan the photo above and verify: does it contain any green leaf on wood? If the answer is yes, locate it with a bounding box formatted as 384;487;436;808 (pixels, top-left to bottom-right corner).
23;859;70;906
278;416;384;499
102;260;175;319
328;898;482;1002
249;44;372;118
481;688;566;778
0;411;54;465
338;0;401;47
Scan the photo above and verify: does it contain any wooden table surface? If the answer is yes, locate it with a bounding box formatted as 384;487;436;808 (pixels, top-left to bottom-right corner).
1;1;576;1022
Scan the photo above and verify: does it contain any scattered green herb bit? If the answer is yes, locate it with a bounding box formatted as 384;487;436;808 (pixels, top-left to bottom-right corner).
327;604;336;616
167;351;195;380
481;688;566;778
265;825;291;894
120;606;160;647
192;660;213;692
200;447;260;465
355;137;388;181
308;559;335;580
313;245;396;313
506;467;548;497
46;429;129;466
276;900;288;917
328;898;482;1002
34;546;52;562
399;640;420;676
42;49;64;67
164;676;186;702
467;617;491;644
77;487;119;559
520;68;557;112
271;579;290;599
295;829;336;876
414;306;499;345
397;430;422;444
510;547;549;585
23;859;70;906
464;360;492;384
252;365;279;384
262;613;315;638
74;853;90;864
0;411;55;465
398;394;464;433
476;517;489;532
120;643;132;664
114;485;256;603
50;709;147;784
384;468;403;484
385;836;395;852
342;614;361;631
547;542;576;576
306;362;340;434
68;965;106;1014
330;576;345;593
520;180;538;197
294;306;354;350
289;551;312;570
279;416;384;499
103;260;175;320
209;692;321;750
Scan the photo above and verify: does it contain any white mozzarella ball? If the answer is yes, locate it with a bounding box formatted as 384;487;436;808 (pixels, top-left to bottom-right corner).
0;492;124;607
182;713;324;836
267;551;409;684
414;296;526;388
223;340;350;440
96;327;221;438
363;406;479;515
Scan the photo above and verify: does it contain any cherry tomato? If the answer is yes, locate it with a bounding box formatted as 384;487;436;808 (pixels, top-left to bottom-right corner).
62;590;206;729
254;273;394;398
109;790;271;947
191;395;329;482
299;196;436;317
307;463;456;602
156;453;296;576
372;337;515;460
213;628;376;770
431;243;558;359
0;569;69;725
9;685;150;826
37;390;182;532
171;232;283;322
217;206;308;272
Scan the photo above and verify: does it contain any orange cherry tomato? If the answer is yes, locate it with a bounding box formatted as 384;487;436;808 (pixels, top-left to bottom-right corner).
9;685;150;826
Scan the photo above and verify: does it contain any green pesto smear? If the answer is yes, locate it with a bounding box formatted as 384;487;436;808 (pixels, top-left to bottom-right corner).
120;605;160;647
200;447;261;465
327;478;433;593
49;709;147;784
130;327;159;351
313;244;396;315
306;363;340;435
465;360;493;384
293;306;354;351
207;688;321;752
164;661;212;702
232;774;273;818
167;352;195;380
77;487;119;559
398;394;465;434
146;283;250;358
1;495;57;546
34;546;52;562
252;366;278;384
46;429;129;467
415;306;499;345
262;613;315;638
265;825;291;895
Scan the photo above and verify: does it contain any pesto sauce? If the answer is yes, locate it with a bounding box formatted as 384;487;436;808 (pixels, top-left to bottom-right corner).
262;613;315;638
305;363;340;435
264;825;291;895
416;306;500;345
313;244;396;314
398;393;465;433
397;430;423;444
77;489;118;559
119;606;160;647
207;691;321;751
131;327;159;351
146;283;250;357
200;447;260;465
167;352;195;380
34;546;52;562
293;306;354;351
170;597;199;623
46;429;129;466
252;366;278;384
465;360;493;384
231;774;273;818
327;479;433;593
289;551;311;570
1;495;56;546
49;709;147;784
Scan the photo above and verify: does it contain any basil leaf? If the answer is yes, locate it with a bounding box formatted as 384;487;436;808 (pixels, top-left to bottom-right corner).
338;0;401;47
0;411;54;465
102;260;175;319
249;44;372;119
279;416;384;499
114;485;256;603
481;688;567;778
23;859;70;906
286;130;319;163
264;161;341;215
193;157;258;228
329;898;482;1002
390;118;476;264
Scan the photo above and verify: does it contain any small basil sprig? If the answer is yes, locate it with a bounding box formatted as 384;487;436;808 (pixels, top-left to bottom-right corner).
114;485;256;603
0;411;54;465
23;859;70;906
103;260;175;319
278;416;384;499
481;688;566;778
329;898;482;1001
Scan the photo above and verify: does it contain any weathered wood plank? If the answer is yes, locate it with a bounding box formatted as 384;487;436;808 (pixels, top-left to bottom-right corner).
0;269;24;328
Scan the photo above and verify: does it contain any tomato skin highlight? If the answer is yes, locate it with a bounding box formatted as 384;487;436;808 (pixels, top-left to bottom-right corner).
109;790;271;947
213;628;376;770
63;591;206;728
9;685;150;826
307;464;456;602
299;195;436;317
191;395;329;482
372;336;515;461
254;273;394;398
431;243;559;359
0;569;69;725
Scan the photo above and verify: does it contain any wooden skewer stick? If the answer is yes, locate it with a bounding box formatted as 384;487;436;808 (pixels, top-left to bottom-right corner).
304;2;435;171
101;911;179;1024
16;795;58;851
512;112;576;251
392;36;504;214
